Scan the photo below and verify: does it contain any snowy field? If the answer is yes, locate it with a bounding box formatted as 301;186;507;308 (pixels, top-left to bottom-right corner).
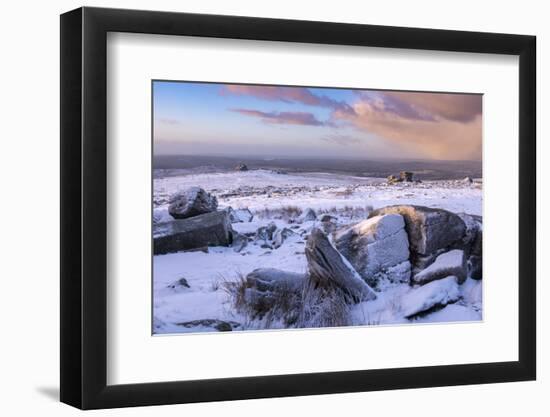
153;169;483;334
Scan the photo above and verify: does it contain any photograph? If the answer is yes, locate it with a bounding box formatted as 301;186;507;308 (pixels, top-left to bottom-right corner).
152;81;483;334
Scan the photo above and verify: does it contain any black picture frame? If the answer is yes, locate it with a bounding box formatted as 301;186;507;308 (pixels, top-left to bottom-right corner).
60;6;536;410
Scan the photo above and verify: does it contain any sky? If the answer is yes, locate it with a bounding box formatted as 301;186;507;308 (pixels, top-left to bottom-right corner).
153;81;482;161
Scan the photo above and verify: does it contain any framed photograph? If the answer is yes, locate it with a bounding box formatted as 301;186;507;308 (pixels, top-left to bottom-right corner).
60;7;536;409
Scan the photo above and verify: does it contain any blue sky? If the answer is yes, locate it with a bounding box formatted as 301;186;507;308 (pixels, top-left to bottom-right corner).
153;81;482;160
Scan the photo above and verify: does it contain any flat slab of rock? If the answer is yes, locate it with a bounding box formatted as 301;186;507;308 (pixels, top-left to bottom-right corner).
334;214;411;287
176;319;240;332
369;205;466;256
168;187;218;219
154;211;233;255
413;249;467;285
401;276;460;318
306;228;376;302
246;268;307;292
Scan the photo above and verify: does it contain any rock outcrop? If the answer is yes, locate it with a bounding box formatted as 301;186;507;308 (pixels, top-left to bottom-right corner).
334;214;411;288
255;222;278;243
387;174;400;184
413;249;467;285
368;205;466;271
387;171;414;183
235;163;248;171
168;187;218;219
154;210;233;255
306;228;377;302
400;171;414;182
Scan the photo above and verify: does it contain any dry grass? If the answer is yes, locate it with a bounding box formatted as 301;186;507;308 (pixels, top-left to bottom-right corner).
331;187;354;197
256;205;303;221
295;281;351;328
317;205;374;220
222;273;352;329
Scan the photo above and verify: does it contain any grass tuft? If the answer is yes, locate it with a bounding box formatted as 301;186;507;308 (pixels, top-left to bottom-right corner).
222;272;352;329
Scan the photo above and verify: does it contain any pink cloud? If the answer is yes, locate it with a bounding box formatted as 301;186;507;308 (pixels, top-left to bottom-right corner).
333;96;482;160
222;85;354;113
231;108;327;126
381;91;482;122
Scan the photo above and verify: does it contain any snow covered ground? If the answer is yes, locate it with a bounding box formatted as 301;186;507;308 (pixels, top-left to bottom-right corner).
153;169;482;334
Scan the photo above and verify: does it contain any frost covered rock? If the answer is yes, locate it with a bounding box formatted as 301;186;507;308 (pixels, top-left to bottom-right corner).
401;276;460;318
224;207;240;223
319;214;336;223
166;277;191;292
224;206;254;223
319;214;337;234
176;319;240;332
153;211;233;255
413;249;467;285
272;227;295;249
456;213;482;255
413;250;445;272
238;269;307;320
168;187;218;219
369;205;466;261
255;222;277;243
456;213;482;279
246;268;307;293
306;228;377;302
299;208;317;223
334;214;411;288
231;231;249;253
468;255;482;280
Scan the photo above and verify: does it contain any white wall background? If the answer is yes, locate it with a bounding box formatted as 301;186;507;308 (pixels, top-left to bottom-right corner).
0;0;545;415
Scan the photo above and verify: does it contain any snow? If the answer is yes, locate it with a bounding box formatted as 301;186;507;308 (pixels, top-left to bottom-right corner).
400;276;460;318
154;169;482;215
153;169;482;334
153;206;172;225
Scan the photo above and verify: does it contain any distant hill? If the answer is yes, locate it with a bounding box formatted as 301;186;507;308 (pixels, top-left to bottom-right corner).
153;154;482;181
